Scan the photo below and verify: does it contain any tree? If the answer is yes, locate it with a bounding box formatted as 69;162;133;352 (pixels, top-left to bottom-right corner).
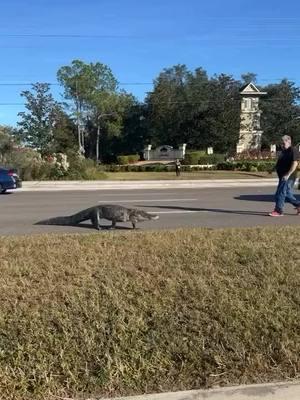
146;65;240;152
88;90;128;161
260;80;300;146
51;109;77;154
57;60;118;155
146;65;194;146
17;83;61;153
0;126;16;163
241;72;257;84
204;74;241;152
119;102;151;155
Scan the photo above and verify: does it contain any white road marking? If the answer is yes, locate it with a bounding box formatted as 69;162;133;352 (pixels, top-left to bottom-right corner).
98;198;198;203
96;192;178;196
149;210;207;214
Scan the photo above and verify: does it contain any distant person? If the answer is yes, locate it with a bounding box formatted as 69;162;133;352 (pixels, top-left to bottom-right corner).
175;159;181;177
269;135;300;216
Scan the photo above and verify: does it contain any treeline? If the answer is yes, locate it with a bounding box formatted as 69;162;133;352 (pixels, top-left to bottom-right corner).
4;60;300;161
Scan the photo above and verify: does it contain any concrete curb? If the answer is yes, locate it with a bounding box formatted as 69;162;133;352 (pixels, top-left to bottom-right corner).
83;381;300;400
19;179;279;192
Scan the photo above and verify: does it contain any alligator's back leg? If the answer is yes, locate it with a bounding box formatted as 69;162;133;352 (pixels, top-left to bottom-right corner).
90;209;101;230
110;220;117;229
130;218;137;229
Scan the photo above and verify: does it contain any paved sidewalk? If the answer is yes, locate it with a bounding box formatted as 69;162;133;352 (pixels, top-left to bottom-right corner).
20;178;279;191
86;381;300;400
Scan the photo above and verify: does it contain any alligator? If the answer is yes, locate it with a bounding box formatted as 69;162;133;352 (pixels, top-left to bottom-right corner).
36;204;159;230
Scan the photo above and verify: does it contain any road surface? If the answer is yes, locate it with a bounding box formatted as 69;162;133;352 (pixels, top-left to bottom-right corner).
1;186;300;235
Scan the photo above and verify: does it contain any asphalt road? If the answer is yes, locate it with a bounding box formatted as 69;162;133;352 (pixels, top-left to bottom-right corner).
1;186;300;235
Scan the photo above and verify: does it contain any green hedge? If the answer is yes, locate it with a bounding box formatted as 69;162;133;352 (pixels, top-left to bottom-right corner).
117;154;140;165
183;152;225;165
127;154;140;164
103;164;214;173
183;151;205;165
198;154;226;164
117;156;129;165
216;161;275;172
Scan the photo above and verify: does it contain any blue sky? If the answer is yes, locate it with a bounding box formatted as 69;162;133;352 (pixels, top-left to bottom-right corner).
1;0;300;126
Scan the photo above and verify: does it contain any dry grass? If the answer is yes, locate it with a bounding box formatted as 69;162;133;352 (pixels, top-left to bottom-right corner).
105;171;275;180
0;227;299;399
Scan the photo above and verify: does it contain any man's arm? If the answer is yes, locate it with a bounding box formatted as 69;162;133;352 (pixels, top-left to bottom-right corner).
283;161;299;179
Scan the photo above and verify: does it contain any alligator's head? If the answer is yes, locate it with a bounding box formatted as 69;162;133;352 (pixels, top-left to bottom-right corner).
131;209;159;221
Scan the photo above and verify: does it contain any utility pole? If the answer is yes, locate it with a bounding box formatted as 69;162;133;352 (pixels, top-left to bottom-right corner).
96;118;100;163
75;80;85;155
75;80;81;153
96;113;115;163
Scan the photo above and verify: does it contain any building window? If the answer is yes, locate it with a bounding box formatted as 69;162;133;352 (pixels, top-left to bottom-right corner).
244;99;251;110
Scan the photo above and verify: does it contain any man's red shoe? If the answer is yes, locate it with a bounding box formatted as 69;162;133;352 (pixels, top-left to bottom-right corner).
295;206;300;215
269;210;283;217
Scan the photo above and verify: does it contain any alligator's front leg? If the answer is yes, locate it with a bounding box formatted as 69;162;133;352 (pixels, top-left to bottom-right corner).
91;209;101;231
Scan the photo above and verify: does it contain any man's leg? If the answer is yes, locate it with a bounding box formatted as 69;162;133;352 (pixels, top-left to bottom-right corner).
274;178;288;214
285;179;300;209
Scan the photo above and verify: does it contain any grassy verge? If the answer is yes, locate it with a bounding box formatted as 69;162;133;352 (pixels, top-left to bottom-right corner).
0;227;299;399
104;171;275;180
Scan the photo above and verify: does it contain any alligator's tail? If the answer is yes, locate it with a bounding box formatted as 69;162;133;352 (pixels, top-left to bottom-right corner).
35;215;74;226
36;208;93;226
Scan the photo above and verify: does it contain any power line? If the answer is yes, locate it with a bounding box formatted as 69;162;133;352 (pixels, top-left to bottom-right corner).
0;78;297;87
0;34;139;38
0;82;154;86
0;98;299;107
0;103;24;106
2;33;300;41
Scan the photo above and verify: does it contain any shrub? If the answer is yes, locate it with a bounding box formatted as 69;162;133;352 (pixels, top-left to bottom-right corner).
183;165;192;172
4;147;44;180
216;161;275;172
42;153;70;179
106;165;122;173
183;151;203;165
216;162;235;171
184;152;225;165
144;165;155;172
62;155;93;180
83;167;107;180
234;150;276;161
117;155;129;165
116;154;140;165
153;164;168;172
198;154;226;165
127;154;140;164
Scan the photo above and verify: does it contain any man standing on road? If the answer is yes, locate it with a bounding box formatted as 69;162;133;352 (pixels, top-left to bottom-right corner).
175;159;181;177
269;135;300;216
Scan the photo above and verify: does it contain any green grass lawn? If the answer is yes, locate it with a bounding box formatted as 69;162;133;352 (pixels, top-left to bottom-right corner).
0;226;299;399
105;170;276;180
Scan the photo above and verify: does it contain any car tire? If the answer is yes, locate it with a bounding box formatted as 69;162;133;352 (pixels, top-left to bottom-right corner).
0;184;6;194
